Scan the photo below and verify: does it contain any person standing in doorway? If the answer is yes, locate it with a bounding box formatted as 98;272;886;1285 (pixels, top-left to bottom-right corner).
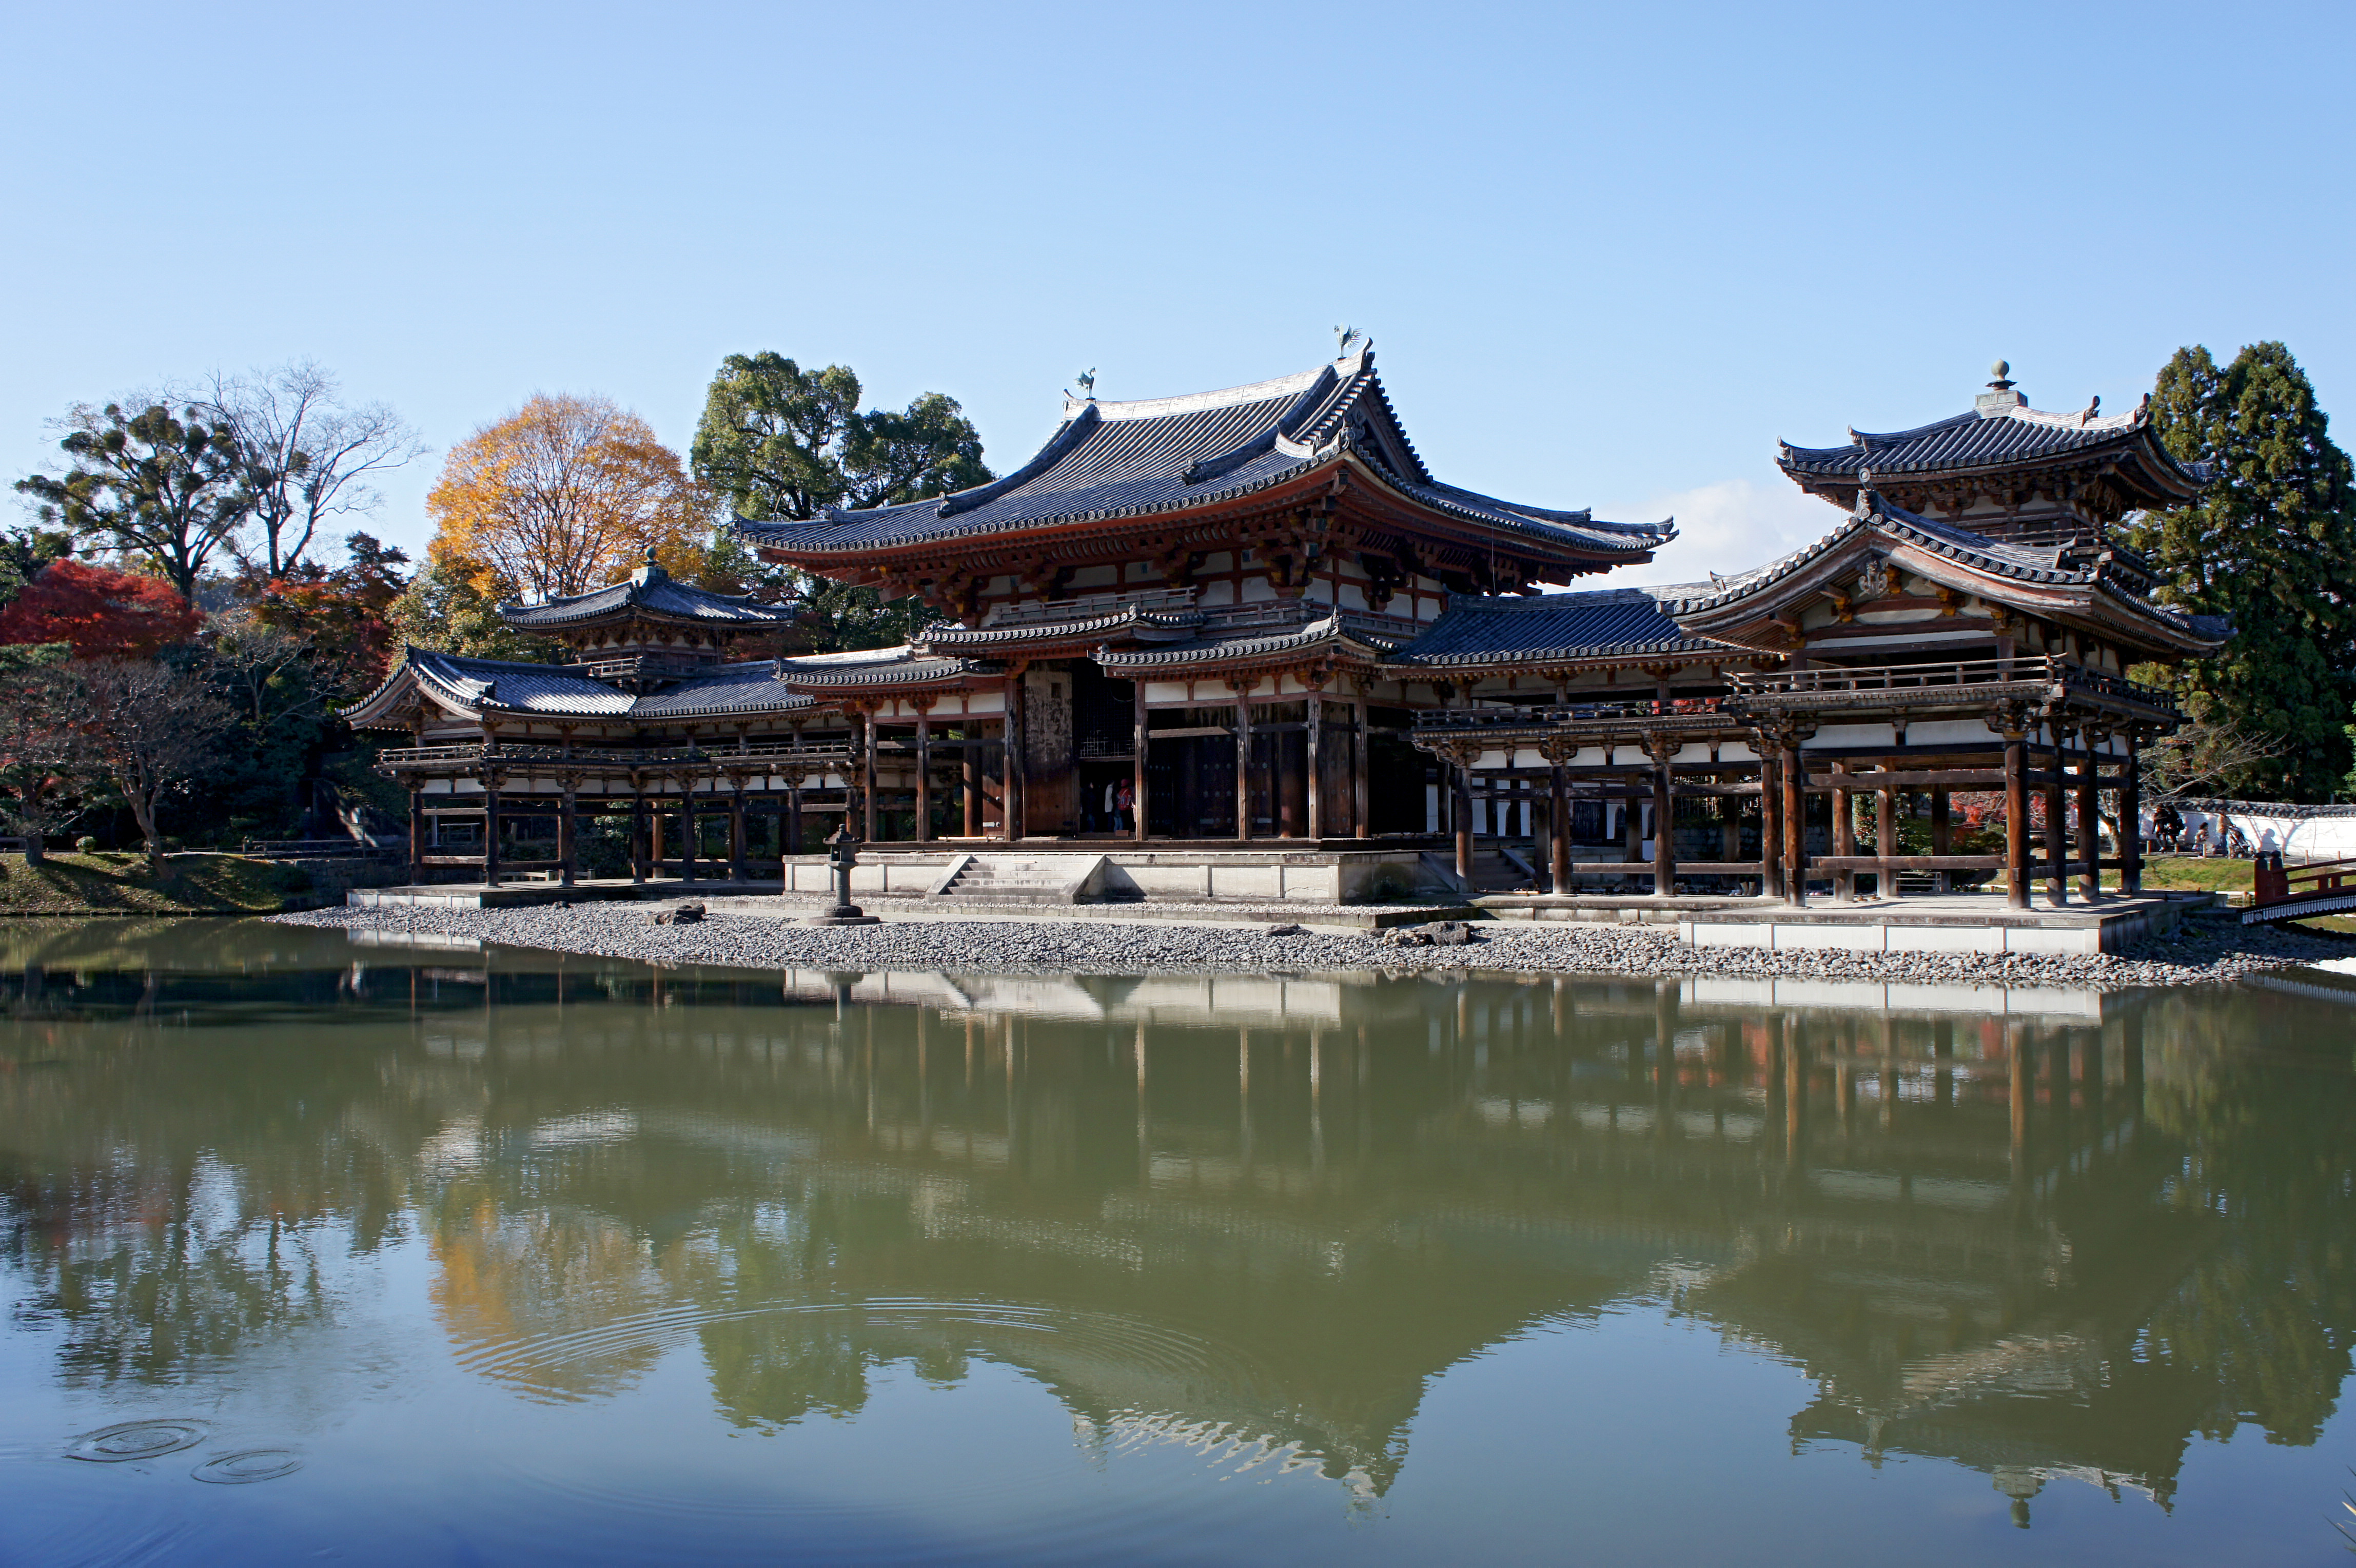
1114;775;1134;834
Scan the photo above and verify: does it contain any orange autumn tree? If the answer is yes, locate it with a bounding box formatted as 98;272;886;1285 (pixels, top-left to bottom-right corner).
426;394;709;602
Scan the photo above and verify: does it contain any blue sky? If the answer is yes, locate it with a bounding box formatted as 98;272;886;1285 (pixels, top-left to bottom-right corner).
5;1;2348;587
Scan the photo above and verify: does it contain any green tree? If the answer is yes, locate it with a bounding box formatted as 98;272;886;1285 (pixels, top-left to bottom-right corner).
14;402;251;600
690;355;991;652
0;526;74;610
689;354;991;523
387;560;563;664
2130;343;2356;800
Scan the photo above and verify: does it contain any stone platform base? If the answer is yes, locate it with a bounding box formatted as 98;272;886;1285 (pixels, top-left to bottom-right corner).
349;845;1466;912
1678;891;2208;955
1474;889;2213;954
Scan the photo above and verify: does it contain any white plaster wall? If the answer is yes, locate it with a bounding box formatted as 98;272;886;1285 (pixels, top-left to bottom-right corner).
1805;723;1900;750
1903;719;1995;748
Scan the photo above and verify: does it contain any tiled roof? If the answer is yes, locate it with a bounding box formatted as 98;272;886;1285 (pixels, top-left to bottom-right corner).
1656;493;2228;649
734;347;1670;560
499;562;797;629
919;603;1205;649
409;650;636;715
1392;590;1732;666
1094;612;1404;673
773;648;979;689
360;648;820;722
1659;498;2081;619
1779;393;2211;496
630;661;818;717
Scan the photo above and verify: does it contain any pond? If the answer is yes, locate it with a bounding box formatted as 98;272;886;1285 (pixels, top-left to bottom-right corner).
3;919;2354;1566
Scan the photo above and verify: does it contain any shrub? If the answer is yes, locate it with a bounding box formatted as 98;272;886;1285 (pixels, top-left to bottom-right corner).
73;836;97;853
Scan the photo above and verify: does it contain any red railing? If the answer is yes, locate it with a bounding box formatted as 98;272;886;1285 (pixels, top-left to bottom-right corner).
2255;856;2356;907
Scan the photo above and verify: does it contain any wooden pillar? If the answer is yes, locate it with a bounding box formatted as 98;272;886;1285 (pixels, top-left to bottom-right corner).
407;785;424;883
559;786;578;888
729;781;748;881
2076;733;2103;903
1931;786;1952;894
1455;757;1474;882
915;707;932;844
961;732;978;838
1233;687;1252;842
787;777;803;866
1305;686;1323;842
1352;696;1370;838
1830;761;1854;903
2003;730;2029;910
1132;679;1150;843
1005;678;1027;842
1651;746;1675;897
1876;783;1897;901
1549;762;1570;893
2122;736;2144;894
631;790;647;884
1760;750;1784;899
861;710;879;841
483;780;502;886
1781;738;1807;908
1275;713;1297;839
650;799;664;879
679;785;698;882
2043;727;2069;907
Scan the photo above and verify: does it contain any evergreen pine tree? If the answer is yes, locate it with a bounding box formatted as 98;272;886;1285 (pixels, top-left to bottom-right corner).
2129;342;2356;800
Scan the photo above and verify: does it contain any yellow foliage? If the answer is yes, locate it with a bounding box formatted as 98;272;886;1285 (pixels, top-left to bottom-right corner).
426;394;711;601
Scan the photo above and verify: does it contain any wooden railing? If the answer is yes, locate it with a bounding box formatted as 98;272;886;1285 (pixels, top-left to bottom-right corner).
1412;697;1730;734
1731;656;2057;696
982;586;1197;628
562;653;711;683
2255;856;2356;907
377;740;856;770
242;838;391;858
1730;656;2175;711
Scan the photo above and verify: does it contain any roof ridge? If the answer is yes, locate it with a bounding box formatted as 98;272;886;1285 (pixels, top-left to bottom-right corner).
1071;348;1368;423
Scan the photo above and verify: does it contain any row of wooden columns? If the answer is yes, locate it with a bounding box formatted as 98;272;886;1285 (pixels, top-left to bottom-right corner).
1430;723;2143;909
411;778;814;889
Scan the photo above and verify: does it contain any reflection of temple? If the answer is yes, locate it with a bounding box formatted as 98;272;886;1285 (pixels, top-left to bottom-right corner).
4;940;2350;1519
389;963;2250;1507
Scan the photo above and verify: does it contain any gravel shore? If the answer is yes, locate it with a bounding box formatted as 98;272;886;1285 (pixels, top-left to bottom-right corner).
274;900;2355;991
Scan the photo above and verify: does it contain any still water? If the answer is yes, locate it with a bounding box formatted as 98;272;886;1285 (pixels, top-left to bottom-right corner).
3;919;2354;1566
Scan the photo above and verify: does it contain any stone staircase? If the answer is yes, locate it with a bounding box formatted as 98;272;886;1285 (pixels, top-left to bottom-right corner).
1421;846;1543;896
929;854;1107;904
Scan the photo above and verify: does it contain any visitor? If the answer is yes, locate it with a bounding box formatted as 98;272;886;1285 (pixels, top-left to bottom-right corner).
1114;776;1134;833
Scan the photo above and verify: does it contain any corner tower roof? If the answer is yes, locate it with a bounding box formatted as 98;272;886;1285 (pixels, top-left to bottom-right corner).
1777;363;2211;522
498;553;799;634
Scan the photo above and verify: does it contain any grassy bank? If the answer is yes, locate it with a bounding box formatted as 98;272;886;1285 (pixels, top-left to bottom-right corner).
0;853;319;915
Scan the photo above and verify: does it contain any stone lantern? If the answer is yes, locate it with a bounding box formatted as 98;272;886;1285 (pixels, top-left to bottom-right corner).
806;824;880;926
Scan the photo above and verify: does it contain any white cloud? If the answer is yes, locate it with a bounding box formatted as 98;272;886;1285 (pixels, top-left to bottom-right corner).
1596;477;1841;590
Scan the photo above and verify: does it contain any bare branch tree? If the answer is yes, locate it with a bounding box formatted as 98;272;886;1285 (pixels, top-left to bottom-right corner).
0;648;95;863
78;659;232;872
205;362;425;578
2141;720;2292;802
204;607;318;733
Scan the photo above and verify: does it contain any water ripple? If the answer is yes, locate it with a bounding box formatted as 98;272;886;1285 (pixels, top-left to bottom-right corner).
65;1421;208;1463
190;1449;303;1485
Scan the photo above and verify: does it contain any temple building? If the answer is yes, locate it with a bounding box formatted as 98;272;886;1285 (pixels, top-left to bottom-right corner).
349;349;2224;908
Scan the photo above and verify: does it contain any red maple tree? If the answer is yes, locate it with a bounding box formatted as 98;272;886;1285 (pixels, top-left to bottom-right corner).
0;560;202;660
